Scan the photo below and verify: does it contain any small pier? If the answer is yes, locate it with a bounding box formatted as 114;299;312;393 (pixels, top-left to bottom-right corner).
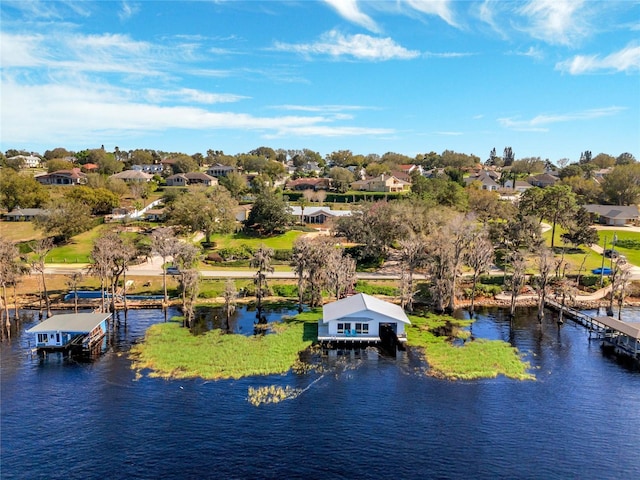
546;299;640;361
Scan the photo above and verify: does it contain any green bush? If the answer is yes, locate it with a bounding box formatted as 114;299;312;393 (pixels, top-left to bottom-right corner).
464;284;502;298
355;281;398;296
580;275;610;288
271;284;298;297
217;244;254;261
478;275;504;285
273;249;293;262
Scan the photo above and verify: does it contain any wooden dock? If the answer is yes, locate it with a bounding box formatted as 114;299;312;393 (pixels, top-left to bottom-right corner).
546;299;640;361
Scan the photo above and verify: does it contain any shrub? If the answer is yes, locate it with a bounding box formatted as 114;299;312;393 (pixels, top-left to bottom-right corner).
217;244;254;261
354;281;398;296
273;249;293;262
271;284;298;297
580;275;609;288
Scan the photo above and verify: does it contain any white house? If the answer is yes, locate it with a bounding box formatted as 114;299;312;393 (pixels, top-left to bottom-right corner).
319;293;410;344
289;206;351;225
26;312;110;352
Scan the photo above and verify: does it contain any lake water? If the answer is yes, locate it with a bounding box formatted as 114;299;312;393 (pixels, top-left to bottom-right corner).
2;306;639;479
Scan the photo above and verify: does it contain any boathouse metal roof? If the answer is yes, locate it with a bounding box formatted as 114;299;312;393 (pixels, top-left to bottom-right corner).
594;316;640;340
26;313;111;334
323;293;410;324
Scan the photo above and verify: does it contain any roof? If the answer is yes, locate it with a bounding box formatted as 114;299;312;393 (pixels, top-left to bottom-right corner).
290;206;351;217
594;316;640;340
110;170;153;180
5;208;45;217
583;204;639;220
26;313;111;334
323;293;410;325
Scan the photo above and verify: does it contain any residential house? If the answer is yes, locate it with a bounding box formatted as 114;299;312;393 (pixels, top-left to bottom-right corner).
583;205;639;226
109;170;154;183
289;206;351;225
26;313;110;352
35;168;87;185
347;165;366;180
465;170;501;191
318;293;411;344
351;174;411;193
206;163;236;178
298;162;322;175
527;173;559;188
132;164;164;175
8;154;41;168
81;163;99;173
165;172;218;187
503;179;533;193
3;208;45;221
397;164;424;176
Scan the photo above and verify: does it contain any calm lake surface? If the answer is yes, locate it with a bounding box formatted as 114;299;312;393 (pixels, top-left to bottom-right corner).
2;305;639;480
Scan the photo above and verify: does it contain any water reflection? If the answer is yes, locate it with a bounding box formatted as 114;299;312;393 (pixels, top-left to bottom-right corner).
190;304;299;336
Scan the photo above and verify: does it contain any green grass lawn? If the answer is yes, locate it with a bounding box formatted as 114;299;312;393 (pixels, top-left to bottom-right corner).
46;225;110;263
208;230;306;250
0;221;44;242
598;230;640;266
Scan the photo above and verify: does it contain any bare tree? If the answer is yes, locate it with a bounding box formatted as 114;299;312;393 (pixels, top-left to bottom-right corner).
29;238;54;318
464;228;494;314
291;237;312;311
507;251;527;318
66;272;83;314
151;227;181;306
612;266;631;320
223;279;237;333
0;238;20;337
426;229;454;313
173;243;201;328
326;249;356;301
446;215;475;313
251;245;274;313
534;247;554;323
398;235;429;312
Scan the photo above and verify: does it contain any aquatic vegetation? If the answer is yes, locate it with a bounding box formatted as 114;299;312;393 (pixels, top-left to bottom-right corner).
407;313;534;381
130;315;315;380
247;385;302;406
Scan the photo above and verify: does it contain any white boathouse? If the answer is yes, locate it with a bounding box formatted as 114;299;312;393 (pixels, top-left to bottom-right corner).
319;293;410;344
26;313;110;352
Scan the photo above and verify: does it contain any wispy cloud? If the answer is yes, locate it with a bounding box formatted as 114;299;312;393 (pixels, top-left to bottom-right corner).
273;30;420;61
556;43;640;74
423;51;473;58
498;106;626;131
273;105;374;113
322;0;379;32
144;88;249;105
405;0;458;28
1;79;393;145
509;46;544;60
517;0;590;46
118;1;140;22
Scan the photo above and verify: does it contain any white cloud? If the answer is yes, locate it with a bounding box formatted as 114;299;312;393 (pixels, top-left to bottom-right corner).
518;0;590;46
273;105;372;113
144;88;249;105
0;80;393;145
406;0;458;28
322;0;379;32
498;106;626;131
118;1;140;22
556;43;640;74
273;30;420;61
510;46;544;60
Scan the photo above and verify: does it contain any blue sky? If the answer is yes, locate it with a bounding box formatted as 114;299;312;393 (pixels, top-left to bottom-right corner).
1;1;639;163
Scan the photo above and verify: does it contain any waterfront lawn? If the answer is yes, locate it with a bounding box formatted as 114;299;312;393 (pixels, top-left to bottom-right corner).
542;228;604;273
130;310;319;380
46;225;109;263
407;313;534;381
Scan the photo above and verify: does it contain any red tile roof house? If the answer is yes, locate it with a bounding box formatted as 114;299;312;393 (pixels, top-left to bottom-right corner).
35;168;87;185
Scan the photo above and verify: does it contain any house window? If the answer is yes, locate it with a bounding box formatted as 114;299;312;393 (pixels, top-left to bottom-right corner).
355;323;369;334
337;323;351;334
37;333;48;343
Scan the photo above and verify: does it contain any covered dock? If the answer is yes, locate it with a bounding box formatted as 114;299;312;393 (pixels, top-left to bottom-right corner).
26;312;110;353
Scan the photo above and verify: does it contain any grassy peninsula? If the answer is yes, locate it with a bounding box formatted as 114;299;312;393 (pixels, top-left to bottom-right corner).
407;313;535;381
130;311;317;380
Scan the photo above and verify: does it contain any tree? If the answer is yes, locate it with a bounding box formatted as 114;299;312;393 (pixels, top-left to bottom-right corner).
44;147;73;161
29;238;54;318
325;248;356;301
251;245;274;313
34;198;93;243
151;227;182;306
63;186;120;215
601;163;640;205
592;153;615;169
223;279;237;332
173;242;201;327
46;159;74;172
579;151;592;164
464;227;494;314
328;166;355;193
467;188;516;225
503;147;515;167
245;190;291;235
507;251;527;318
398;235;429;311
561;207;599;248
560;175;602;204
66;271;83;314
0;169;49;211
218;172;247;199
520;185;577;248
171;154;199;174
0;237;21;336
167;187;238;243
616;152;636;165
534;248;554;323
